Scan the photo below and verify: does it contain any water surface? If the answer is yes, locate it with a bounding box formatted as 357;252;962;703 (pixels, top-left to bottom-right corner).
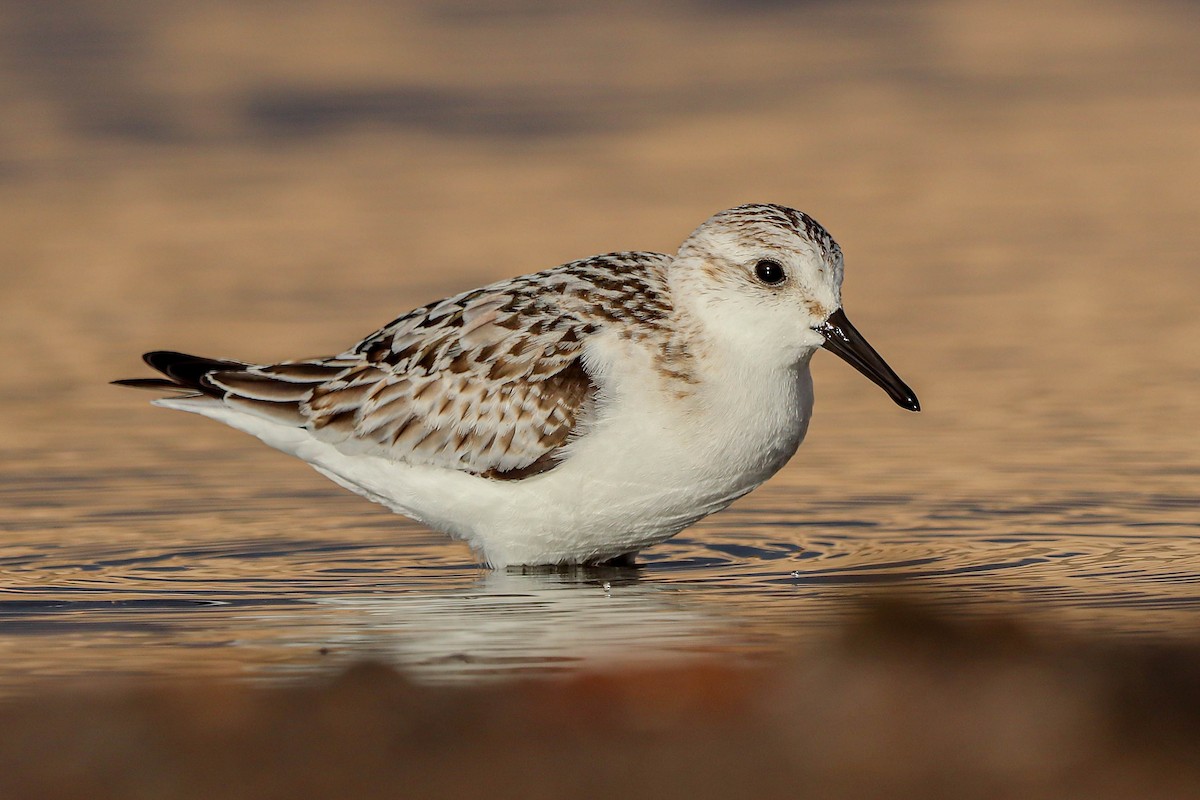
1;0;1198;695
2;430;1197;694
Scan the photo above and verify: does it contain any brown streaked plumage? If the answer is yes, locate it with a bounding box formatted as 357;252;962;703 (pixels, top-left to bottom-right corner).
119;251;684;480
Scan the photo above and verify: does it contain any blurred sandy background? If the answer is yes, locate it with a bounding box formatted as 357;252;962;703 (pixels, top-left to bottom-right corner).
0;0;1196;500
0;2;1199;797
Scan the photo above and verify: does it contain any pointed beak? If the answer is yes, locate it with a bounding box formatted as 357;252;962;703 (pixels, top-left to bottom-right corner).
814;308;920;412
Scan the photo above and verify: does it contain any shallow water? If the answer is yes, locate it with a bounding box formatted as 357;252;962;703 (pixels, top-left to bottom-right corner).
2;423;1198;694
1;0;1199;695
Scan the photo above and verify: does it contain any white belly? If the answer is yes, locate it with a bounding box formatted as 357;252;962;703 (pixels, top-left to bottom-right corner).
158;358;814;567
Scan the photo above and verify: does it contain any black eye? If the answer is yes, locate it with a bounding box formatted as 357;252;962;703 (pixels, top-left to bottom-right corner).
754;259;786;286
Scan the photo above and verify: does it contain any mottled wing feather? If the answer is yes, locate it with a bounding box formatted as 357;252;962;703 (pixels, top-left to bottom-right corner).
203;251;673;478
298;281;601;475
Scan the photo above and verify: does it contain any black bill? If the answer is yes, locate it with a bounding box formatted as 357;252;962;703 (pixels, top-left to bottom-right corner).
814;308;920;412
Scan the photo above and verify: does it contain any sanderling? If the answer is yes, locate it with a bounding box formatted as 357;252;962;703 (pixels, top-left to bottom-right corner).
116;203;918;567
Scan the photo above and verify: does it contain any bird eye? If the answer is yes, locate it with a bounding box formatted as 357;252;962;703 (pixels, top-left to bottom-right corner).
754;259;786;286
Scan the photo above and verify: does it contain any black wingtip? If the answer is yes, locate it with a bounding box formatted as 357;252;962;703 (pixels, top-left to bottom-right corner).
113;350;246;398
111;377;183;391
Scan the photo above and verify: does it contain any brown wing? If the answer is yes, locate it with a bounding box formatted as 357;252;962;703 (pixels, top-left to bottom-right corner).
122;252;676;479
207;278;601;478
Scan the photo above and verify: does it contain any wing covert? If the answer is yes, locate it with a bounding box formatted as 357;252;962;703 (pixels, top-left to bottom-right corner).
196;251;674;479
296;280;600;477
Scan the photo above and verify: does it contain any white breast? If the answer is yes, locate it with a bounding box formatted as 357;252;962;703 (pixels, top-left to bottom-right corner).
427;340;817;565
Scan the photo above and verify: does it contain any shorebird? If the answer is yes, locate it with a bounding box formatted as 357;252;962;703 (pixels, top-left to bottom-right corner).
116;203;919;567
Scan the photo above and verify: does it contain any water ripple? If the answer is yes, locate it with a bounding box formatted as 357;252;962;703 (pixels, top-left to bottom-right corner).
1;469;1198;691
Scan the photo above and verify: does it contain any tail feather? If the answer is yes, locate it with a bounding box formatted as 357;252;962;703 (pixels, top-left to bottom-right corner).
114;351;347;429
113;350;249;399
111;377;189;392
